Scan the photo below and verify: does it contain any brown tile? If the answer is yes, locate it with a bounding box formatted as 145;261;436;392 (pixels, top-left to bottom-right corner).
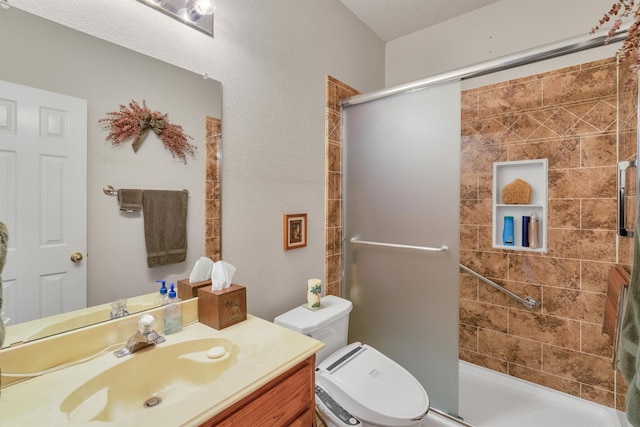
325;280;342;297
326;110;341;143
508;138;580;169
460;273;479;300
548;167;616;199
567;100;616;135
459;349;508;373
460;174;478;200
478;174;492;199
548;199;580;229
581;199;616;230
461;91;478;121
509;364;580;397
546;229;616;262
543;287;606;323
477;225;494;251
581;322;613;359
619;237;634;266
542;64;617;106
478;118;521;145
581;261;616;293
461;199;491;225
478;279;541;310
459;299;508;333
509;310;580;350
327;142;341;173
478;79;543;116
461;144;505;175
581;134;617;167
543;345;614;390
619;129;637;162
580;384;615;407
478;329;542;369
326;253;341;284
460;250;509;280
509;255;580;289
326;199;341;228
328;171;342;202
460;225;478;251
459;324;478;351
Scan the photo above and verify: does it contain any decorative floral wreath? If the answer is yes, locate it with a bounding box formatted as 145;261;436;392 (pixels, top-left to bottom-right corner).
592;1;640;76
99;100;196;163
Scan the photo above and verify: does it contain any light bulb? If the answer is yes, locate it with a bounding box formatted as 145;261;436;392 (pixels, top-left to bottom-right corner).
185;0;215;22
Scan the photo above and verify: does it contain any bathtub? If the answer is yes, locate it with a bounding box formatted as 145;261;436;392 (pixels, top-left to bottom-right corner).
422;361;631;427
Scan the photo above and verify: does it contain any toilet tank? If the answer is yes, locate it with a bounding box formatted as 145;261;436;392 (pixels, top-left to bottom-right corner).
273;295;352;364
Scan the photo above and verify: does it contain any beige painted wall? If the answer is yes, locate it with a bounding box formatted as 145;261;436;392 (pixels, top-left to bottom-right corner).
9;0;386;321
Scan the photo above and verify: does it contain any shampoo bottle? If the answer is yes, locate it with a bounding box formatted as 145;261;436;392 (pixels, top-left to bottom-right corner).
164;283;183;335
155;280;169;307
503;216;514;246
529;213;540;249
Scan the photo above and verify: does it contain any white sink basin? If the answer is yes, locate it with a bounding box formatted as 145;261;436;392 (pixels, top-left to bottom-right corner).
59;337;236;423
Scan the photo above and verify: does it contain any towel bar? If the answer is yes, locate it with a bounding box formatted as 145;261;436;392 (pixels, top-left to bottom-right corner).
102;185;189;196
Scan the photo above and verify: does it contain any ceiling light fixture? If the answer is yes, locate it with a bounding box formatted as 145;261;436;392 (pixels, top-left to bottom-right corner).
138;0;215;36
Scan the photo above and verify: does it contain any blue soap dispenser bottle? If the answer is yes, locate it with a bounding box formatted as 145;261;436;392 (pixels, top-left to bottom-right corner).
164;283;183;335
155;280;169;307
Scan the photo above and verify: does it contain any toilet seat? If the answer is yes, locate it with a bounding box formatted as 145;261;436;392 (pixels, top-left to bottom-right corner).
316;342;430;427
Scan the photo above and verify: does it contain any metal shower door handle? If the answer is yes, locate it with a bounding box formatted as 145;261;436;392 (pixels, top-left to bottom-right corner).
617;160;636;237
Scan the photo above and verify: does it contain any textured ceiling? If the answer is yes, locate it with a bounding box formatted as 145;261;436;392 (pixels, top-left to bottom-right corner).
339;0;501;42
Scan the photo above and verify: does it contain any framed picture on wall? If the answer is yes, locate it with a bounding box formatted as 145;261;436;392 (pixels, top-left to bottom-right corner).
283;213;307;250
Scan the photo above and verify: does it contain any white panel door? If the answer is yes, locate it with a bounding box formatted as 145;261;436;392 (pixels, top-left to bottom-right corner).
0;80;87;325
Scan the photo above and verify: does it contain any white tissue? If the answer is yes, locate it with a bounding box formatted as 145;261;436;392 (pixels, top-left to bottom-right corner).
211;260;236;291
189;256;215;283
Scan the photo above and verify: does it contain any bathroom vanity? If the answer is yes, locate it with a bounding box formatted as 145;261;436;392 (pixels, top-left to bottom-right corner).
0;299;322;426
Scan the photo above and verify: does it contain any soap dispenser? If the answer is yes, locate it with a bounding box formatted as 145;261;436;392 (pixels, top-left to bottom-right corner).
164;283;183;335
155;280;169;307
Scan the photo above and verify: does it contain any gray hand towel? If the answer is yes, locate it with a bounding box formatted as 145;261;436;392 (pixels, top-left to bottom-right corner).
117;189;143;212
620;213;640;426
142;190;188;268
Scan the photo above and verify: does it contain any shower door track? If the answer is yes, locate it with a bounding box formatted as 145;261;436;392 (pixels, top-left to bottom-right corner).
342;30;627;108
459;264;541;311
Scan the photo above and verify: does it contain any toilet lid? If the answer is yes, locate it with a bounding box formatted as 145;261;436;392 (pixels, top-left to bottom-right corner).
316;342;429;426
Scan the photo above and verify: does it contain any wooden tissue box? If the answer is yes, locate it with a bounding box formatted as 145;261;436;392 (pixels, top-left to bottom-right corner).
198;284;247;330
177;278;212;300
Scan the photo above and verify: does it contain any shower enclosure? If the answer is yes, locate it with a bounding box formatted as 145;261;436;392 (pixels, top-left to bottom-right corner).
337;29;638;419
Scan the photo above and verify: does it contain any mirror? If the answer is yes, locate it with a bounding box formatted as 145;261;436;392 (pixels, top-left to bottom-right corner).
0;6;222;348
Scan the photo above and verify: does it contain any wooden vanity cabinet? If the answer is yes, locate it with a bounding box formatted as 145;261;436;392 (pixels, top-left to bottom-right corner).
200;355;316;426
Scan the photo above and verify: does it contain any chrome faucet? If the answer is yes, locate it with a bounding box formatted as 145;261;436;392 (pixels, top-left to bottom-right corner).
114;313;165;358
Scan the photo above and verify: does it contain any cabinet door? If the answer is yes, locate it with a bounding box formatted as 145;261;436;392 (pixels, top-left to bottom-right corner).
201;356;315;427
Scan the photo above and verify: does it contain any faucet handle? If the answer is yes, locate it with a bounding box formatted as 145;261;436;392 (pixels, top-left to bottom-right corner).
138;313;156;333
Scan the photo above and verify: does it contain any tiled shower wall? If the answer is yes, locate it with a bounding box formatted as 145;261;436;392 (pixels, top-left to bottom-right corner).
324;76;359;297
325;57;637;410
460;57;637;410
205;116;221;262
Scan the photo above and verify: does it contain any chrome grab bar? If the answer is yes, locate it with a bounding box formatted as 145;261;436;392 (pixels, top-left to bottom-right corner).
349;238;448;252
459;264;541;311
617;160;635;237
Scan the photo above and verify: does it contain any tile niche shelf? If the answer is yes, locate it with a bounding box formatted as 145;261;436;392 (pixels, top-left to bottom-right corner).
493;159;548;252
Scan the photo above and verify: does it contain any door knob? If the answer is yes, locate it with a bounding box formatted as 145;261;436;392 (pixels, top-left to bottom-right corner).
70;252;84;263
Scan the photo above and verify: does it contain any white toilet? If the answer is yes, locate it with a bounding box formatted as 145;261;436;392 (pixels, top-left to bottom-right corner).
274;295;430;427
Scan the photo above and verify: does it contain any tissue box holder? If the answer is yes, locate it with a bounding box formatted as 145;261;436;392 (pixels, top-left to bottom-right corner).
198;284;247;330
177;278;212;300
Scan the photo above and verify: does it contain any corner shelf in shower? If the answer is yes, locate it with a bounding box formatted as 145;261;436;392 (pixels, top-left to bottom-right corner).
492;159;548;252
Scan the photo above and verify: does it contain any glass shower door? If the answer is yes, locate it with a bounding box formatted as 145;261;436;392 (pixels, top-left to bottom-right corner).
343;81;462;416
